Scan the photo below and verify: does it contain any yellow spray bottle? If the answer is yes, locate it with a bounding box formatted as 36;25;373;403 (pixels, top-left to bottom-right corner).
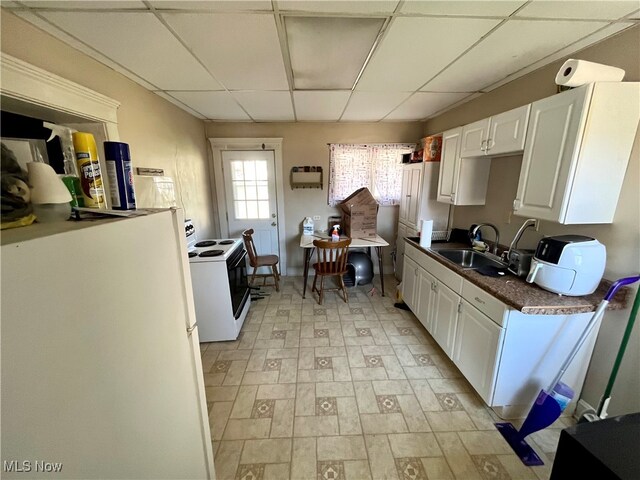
72;132;106;209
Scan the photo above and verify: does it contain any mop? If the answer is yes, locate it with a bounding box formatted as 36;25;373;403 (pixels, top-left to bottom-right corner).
495;275;640;466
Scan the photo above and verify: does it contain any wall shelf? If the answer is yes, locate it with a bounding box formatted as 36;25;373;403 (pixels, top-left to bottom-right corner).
290;166;322;189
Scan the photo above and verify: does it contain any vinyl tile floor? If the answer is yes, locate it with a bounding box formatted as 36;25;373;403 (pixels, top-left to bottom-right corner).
200;276;573;480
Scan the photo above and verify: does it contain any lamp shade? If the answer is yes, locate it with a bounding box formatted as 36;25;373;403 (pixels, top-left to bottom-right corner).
27;162;72;204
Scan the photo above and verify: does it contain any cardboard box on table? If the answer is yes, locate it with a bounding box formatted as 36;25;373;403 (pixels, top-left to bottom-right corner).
338;187;379;239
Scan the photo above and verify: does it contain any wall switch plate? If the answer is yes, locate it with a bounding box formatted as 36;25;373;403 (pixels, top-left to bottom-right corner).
313;215;321;221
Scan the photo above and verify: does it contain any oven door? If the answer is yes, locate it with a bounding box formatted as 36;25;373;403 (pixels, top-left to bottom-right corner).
227;245;250;319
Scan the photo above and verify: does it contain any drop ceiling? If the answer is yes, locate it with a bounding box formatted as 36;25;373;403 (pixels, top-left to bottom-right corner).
5;1;639;122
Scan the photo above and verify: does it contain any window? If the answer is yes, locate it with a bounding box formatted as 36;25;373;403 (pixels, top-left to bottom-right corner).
328;143;414;206
230;159;270;219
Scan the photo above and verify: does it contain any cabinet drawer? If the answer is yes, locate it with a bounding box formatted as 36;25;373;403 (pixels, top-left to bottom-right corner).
462;281;507;327
405;243;463;294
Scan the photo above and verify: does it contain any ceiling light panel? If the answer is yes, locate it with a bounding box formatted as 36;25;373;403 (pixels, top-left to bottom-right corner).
167;91;250;120
293;91;351;120
400;1;526;17
162;13;289;90
516;1;639;20
232;91;294;121
39;11;221;90
385;91;471;120
341;91;412;121
21;1;145;8
356;16;501;92
423;19;608;93
286;16;384;90
278;1;399;15
149;1;273;12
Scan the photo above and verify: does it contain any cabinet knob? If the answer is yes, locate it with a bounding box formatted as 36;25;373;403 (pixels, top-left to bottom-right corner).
474;296;486;304
486;138;494;151
481;140;487;151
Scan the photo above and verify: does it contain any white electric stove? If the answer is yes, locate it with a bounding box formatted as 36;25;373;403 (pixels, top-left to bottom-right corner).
185;219;250;342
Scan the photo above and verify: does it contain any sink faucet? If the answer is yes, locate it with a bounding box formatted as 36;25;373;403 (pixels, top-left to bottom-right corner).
470;223;500;256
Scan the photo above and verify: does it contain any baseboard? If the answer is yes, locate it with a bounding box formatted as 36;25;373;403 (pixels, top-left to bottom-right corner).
574;399;596;420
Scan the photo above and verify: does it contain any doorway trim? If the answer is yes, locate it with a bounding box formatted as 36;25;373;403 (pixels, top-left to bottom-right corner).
209;138;287;275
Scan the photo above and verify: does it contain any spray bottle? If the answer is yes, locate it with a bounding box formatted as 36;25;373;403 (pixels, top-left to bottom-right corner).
44;122;84;208
331;224;340;242
72;132;106;209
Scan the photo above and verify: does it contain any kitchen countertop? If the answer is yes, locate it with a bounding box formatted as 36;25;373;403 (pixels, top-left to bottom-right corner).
405;238;629;315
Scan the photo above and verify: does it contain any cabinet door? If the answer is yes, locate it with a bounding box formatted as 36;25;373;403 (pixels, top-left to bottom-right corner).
486;105;531;156
402;255;419;311
395;223;409;281
431;281;460;357
407;166;422;227
460;118;491;157
416;268;436;331
514;86;589;222
399;167;412;223
437;127;462;204
453;301;504;405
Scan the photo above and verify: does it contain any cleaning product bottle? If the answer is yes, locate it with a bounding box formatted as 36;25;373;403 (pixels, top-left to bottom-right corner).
331;225;340;242
303;216;314;235
72;132;106;209
44;122;84;208
104;141;136;210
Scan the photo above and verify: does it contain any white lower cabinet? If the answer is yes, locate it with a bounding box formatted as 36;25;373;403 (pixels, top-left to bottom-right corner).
415;268;436;331
453;300;505;404
431;281;460;358
401;255;419;311
403;242;601;414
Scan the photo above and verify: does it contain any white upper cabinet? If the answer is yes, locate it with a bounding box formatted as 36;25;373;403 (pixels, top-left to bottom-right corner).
460;105;531;157
514;82;640;224
399;163;423;228
438;126;491;206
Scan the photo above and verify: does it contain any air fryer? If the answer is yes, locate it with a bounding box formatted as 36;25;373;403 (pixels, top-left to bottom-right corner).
343;251;373;287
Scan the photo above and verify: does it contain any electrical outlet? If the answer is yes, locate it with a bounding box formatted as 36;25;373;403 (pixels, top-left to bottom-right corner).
313;215;321;221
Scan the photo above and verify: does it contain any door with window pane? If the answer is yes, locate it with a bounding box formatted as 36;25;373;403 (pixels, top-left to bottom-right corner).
222;150;279;266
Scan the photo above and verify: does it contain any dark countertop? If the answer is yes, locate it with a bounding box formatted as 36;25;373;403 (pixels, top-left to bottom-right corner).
405;238;629;315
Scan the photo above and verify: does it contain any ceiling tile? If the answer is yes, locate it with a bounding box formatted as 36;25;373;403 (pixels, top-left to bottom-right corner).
286;16;384;89
484;22;636;91
39;11;221;90
166;91;250;120
162;12;289;90
341;91;412;121
232;91;294;121
356;16;501;92
148;1;272;12
384;92;472;120
293;91;351;121
400;1;526;17
423;19;608;93
278;1;399;15
153;91;206;119
516;1;639;20
22;1;145;8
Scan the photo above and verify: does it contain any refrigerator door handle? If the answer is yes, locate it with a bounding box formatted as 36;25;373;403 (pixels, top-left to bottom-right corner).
187;323;198;334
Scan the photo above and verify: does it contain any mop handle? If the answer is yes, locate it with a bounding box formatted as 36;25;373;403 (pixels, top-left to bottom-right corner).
546;276;639;393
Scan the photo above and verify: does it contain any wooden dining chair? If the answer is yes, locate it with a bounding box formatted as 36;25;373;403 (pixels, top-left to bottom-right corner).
242;229;280;291
312;238;351;305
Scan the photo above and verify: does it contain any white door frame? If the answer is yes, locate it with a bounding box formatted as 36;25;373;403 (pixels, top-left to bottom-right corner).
209;138;287;275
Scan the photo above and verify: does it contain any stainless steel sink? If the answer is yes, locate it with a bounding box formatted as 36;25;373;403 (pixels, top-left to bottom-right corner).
435;249;507;270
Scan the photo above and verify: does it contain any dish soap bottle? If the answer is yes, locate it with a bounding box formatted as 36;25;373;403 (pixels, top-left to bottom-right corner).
331;225;340;242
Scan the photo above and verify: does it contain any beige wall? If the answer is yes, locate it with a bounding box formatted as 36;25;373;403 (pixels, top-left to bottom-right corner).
424;26;640;416
206;122;423;274
1;10;214;237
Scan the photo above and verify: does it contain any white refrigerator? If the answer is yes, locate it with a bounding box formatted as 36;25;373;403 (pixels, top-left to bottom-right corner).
1;209;215;479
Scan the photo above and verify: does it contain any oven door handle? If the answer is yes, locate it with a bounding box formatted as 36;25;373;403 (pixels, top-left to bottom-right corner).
229;249;247;269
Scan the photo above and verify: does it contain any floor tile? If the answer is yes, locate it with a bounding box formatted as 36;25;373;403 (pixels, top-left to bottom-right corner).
202;276;561;480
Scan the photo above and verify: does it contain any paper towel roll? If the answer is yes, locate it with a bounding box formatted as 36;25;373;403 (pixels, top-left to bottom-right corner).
555;59;625;87
420;219;433;249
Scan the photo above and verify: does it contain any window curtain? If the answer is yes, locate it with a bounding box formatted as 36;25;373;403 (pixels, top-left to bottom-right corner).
328;143;414;206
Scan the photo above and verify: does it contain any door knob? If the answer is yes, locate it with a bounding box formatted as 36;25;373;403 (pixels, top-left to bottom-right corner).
271;222;276;227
